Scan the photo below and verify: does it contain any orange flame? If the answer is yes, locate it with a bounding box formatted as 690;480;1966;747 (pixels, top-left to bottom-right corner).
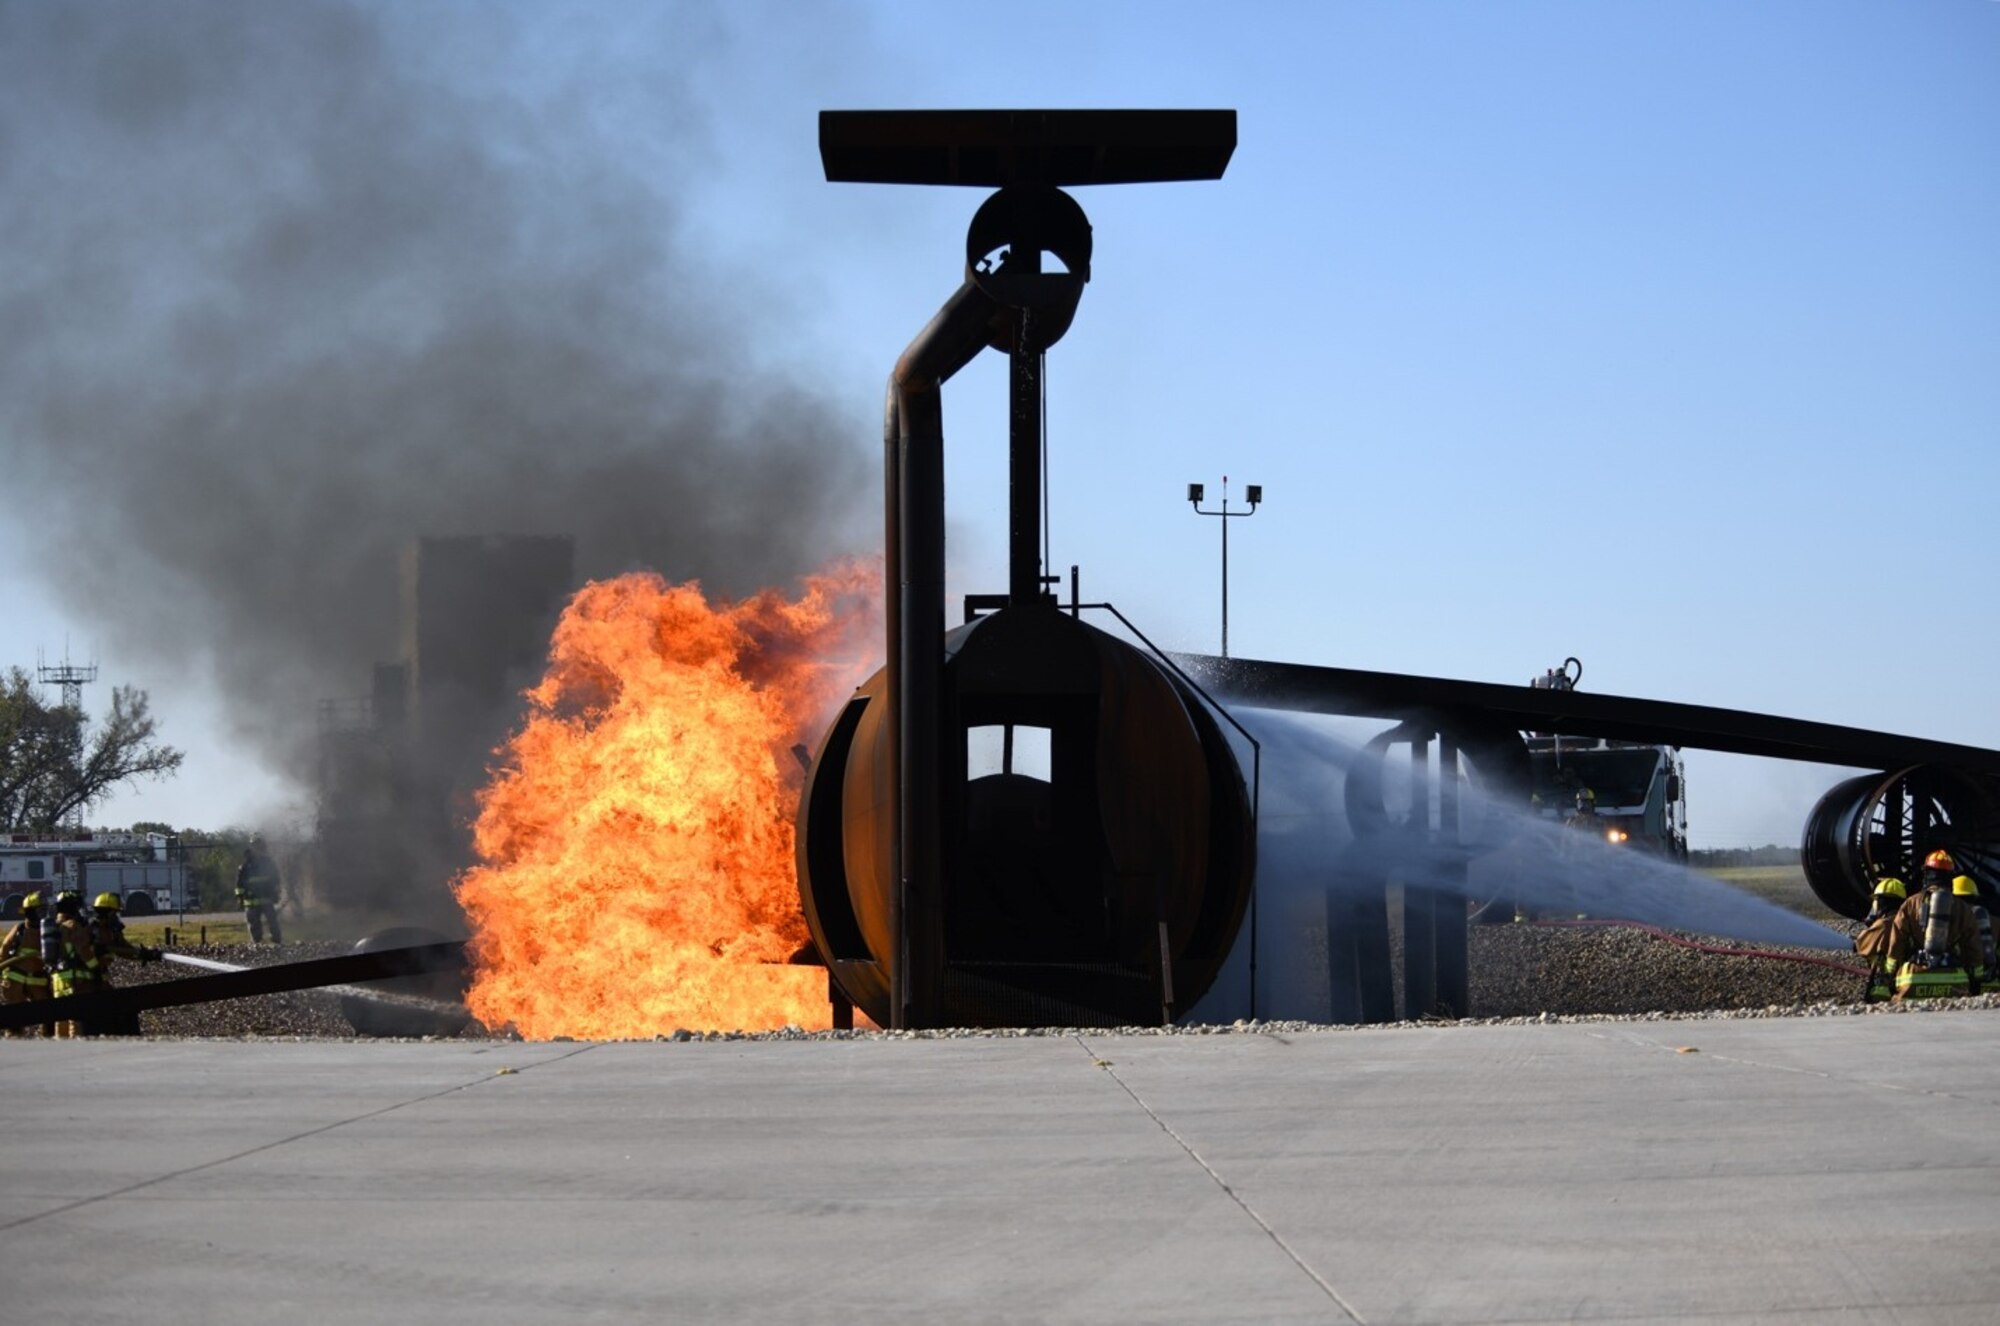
453;561;879;1039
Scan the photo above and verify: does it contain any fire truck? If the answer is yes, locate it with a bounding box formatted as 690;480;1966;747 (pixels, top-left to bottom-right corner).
1528;660;1690;860
0;831;193;919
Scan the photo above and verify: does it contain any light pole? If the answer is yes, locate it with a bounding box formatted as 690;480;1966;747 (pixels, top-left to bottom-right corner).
1187;476;1262;657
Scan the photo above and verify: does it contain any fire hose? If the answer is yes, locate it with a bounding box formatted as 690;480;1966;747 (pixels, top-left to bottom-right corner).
0;940;469;1035
160;951;470;1015
1528;918;1870;977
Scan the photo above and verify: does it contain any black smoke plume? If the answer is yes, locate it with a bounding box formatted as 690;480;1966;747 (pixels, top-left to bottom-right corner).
0;2;872;909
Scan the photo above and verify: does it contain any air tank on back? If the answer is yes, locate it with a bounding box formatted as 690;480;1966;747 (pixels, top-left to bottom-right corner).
796;602;1256;1028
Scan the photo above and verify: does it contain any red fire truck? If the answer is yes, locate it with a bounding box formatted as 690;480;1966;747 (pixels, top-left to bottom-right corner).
0;832;193;919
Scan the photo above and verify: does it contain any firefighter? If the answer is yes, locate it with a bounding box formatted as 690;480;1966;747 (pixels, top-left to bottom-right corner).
47;891;102;1038
1953;875;1997;991
1887;850;1982;1001
0;891;53;1037
1852;876;1906;1003
1565;787;1599;829
84;892;162;1036
235;835;284;944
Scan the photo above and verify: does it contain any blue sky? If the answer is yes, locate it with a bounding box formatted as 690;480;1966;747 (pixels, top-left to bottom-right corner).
3;1;1995;846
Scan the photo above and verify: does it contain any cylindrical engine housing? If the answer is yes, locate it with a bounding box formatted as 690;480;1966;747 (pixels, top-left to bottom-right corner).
1800;765;2000;919
796;605;1255;1027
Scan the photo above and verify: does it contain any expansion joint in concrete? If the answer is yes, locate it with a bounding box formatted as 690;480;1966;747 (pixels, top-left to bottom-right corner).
0;1042;600;1234
1072;1034;1366;1324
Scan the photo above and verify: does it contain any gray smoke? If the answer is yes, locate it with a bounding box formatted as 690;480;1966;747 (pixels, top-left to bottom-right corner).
0;1;872;794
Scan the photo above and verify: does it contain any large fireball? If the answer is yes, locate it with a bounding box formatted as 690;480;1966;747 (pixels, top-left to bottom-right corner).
453;563;878;1039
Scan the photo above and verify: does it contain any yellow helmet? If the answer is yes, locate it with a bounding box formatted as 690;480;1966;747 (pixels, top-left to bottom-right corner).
1925;849;1957;872
22;891;43;911
1952;875;1979;898
1873;877;1907;901
93;892;121;911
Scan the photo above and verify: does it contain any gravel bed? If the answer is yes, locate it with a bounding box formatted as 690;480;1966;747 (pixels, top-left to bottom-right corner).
1465;921;1865;1019
643;994;2000;1042
64;919;1995;1041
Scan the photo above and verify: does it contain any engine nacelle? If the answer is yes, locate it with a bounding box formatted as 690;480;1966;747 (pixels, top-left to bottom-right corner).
1801;765;2000;919
796;604;1255;1027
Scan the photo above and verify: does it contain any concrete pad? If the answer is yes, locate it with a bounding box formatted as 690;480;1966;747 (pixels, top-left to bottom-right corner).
5;1014;2000;1324
1080;1016;2000;1322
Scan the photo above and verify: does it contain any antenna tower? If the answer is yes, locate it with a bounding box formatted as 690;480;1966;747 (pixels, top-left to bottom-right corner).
37;648;99;710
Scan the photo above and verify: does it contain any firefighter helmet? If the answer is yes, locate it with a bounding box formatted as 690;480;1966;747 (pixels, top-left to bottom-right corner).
53;891;82;913
93;892;121;911
1952;875;1979;898
1873;877;1907;901
1925;849;1957;872
22;891;43;912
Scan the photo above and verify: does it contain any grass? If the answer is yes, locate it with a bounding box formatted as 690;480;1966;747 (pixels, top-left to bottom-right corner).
123;913;353;948
1696;864;1844;923
124;917;254;947
1704;865;1806;883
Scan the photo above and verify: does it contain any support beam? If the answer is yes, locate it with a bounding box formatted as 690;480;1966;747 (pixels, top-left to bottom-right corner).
1436;733;1470;1018
1009;308;1042;605
1355;887;1395;1023
1180;653;2000;775
1326;873;1396;1025
1402;735;1436;1020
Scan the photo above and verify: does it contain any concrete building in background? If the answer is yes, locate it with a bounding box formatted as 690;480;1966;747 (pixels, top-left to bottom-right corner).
312;662;415;917
400;535;576;780
313;535;576;921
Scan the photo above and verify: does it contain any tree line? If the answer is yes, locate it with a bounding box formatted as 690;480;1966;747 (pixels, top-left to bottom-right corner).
1688;844;1799;869
118;821;258;912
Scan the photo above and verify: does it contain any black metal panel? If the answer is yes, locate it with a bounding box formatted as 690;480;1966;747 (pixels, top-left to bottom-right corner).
1325;882;1395;1024
1181;654;2000;776
0;942;466;1035
821;110;1236;187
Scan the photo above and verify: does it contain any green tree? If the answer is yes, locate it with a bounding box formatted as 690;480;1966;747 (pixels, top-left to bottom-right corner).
176;828;252;911
0;667;184;829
